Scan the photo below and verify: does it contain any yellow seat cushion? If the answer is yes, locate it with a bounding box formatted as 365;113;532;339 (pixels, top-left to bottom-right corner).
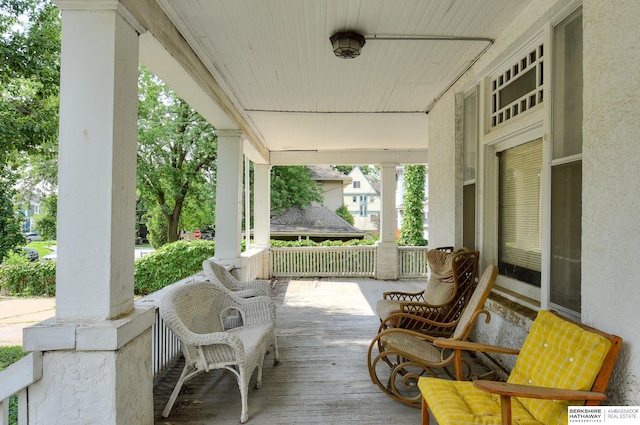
418;378;541;425
419;311;613;425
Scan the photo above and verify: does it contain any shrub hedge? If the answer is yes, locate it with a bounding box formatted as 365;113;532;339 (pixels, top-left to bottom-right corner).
133;240;216;295
0;261;56;296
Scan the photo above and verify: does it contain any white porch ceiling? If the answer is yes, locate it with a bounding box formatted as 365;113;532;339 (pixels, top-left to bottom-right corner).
155;0;529;161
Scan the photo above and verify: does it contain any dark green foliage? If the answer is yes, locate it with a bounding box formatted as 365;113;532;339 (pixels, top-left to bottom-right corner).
134;240;216;295
0;0;61;158
335;204;354;225
270;166;323;215
32;194;56;240
0;346;28;370
0;260;56;296
400;165;427;246
0;172;25;262
0;0;61;262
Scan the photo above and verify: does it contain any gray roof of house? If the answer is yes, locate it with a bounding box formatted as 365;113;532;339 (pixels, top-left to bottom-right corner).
270;205;365;236
307;165;351;182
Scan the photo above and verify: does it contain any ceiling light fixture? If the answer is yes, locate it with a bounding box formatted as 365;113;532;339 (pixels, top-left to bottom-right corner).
329;32;366;59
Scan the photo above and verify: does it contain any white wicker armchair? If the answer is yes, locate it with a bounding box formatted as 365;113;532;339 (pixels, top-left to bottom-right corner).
160;281;279;423
202;259;272;297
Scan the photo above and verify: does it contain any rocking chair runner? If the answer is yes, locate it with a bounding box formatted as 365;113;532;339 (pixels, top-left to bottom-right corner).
160;281;279;423
376;247;480;337
418;310;622;425
368;264;498;407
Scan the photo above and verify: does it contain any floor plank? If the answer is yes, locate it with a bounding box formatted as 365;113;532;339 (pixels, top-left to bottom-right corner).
154;278;492;424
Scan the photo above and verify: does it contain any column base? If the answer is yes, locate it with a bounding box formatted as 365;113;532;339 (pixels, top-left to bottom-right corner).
23;307;155;424
375;241;399;280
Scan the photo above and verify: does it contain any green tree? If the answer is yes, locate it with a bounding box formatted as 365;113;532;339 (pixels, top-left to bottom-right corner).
335;204;354;225
332;165;379;181
33;193;56;240
270;166;323;215
137;66;217;247
0;0;60;159
400;165;427;246
0;171;25;261
0;0;60;260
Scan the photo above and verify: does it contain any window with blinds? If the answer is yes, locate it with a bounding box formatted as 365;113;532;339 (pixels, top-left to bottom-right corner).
499;139;542;286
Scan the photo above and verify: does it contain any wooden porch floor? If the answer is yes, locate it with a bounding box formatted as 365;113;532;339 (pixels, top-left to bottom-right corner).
153;278;492;424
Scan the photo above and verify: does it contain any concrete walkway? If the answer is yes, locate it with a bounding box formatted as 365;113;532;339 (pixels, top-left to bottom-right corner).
0;297;56;347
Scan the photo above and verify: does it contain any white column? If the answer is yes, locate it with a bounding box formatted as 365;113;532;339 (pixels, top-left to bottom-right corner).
253;164;271;248
54;1;141;320
24;3;154;424
215;130;244;263
375;164;399;279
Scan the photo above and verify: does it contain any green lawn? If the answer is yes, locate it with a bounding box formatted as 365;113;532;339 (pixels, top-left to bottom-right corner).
26;240;56;258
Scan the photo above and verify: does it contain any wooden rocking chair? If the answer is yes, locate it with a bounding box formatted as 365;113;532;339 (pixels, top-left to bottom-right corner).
368;264;498;407
376;247;479;337
418;310;622;425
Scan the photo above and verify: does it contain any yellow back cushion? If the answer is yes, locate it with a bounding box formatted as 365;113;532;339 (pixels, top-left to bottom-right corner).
507;310;612;425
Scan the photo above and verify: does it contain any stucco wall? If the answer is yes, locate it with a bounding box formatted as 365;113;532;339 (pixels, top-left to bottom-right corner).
428;0;640;404
426;91;460;249
28;329;153;424
582;0;640;405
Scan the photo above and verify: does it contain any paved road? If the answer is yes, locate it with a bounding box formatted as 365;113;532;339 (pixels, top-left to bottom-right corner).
0;297;56;347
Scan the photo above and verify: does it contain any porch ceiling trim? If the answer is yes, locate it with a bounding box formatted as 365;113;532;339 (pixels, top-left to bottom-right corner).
121;0;269;163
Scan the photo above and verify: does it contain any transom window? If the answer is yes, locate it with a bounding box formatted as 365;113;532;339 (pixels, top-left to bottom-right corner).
491;44;544;127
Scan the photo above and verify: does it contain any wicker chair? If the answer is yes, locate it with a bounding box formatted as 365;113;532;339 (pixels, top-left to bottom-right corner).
202;258;272;297
376;247;479;337
368;264;498;407
160;281;279;423
418;310;622;425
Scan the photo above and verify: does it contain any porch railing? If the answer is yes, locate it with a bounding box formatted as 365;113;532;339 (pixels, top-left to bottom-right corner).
271;245;377;277
398;246;430;277
270;245;430;278
0;245;430;423
0;352;42;425
135;273;203;377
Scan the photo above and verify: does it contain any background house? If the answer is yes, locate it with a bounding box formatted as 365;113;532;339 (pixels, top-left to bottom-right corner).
344;166;381;231
270;205;365;241
307;165;351;211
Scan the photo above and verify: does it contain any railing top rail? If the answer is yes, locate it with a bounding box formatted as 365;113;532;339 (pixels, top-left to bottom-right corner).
397;246;430;251
0;351;43;401
270;245;375;252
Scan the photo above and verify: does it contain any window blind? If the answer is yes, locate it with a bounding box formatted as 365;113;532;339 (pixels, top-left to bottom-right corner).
499;139;542;284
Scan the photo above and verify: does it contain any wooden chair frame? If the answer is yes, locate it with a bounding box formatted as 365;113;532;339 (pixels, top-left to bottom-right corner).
368;265;498;407
377;248;480;337
420;310;623;425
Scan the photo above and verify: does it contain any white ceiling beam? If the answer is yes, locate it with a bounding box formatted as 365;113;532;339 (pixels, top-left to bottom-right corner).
269;149;428;166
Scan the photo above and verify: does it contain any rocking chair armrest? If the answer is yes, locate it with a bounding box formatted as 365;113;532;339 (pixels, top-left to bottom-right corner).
473;380;607;402
380;312;457;333
382;290;425;301
433;339;521;355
